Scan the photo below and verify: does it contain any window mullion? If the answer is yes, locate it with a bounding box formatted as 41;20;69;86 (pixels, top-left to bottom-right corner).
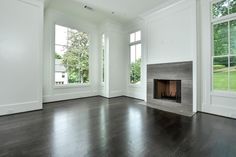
228;21;230;90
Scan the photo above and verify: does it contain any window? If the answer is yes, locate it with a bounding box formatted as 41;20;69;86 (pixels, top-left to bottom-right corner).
54;24;89;86
129;31;141;84
212;0;236;91
101;34;105;83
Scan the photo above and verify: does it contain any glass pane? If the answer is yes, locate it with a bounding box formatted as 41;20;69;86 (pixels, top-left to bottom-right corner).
130;45;135;63
55;25;68;45
230;20;236;54
229;0;236;14
230;56;236;91
212;0;228;18
213;57;229;90
130;44;141;84
135;31;141;41
130;33;135;43
55;25;89;85
136;44;141;60
213;22;228;56
55;45;67;56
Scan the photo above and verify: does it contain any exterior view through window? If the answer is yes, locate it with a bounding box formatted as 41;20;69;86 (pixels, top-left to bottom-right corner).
130;31;141;84
212;0;236;91
54;25;89;85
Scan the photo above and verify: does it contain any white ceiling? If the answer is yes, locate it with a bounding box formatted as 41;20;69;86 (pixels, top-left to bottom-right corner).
76;0;178;20
45;0;179;24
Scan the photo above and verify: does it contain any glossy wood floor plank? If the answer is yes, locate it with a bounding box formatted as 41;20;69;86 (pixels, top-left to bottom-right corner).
0;96;236;157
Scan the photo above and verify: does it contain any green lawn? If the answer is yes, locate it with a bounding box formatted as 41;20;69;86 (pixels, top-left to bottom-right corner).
213;71;236;91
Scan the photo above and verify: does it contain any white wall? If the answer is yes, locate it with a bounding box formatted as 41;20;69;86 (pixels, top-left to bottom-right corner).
43;8;100;103
126;0;198;108
108;24;127;97
0;0;44;115
199;0;236;118
145;0;196;64
99;22;127;98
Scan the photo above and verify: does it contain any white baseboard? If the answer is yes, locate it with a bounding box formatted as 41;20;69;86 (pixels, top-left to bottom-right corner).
125;91;145;100
109;90;125;98
0;101;42;116
43;91;99;103
200;103;236;119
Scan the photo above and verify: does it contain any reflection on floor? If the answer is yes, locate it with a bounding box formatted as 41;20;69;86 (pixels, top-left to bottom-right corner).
0;96;235;157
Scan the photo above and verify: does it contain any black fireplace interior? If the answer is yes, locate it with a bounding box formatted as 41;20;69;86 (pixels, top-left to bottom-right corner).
153;79;181;103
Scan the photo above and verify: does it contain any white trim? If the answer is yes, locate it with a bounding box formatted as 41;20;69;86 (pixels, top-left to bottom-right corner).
128;82;142;88
17;0;43;7
101;33;105;84
53;83;90;89
43;91;99;103
212;13;236;24
211;1;236;94
140;0;184;19
201;103;236;119
0;101;42;116
126;91;145;100
211;91;236;98
129;40;142;46
211;0;225;4
109;90;125;98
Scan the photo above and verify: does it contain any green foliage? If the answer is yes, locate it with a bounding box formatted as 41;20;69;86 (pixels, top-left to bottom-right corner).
212;0;236;18
212;0;228;18
130;58;141;84
62;30;89;84
214;57;228;67
213;1;236;56
230;20;236;54
55;53;62;59
214;70;236;91
213;65;226;70
214;22;228;56
229;0;236;14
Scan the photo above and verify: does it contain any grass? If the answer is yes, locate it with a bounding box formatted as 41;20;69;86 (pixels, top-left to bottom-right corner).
213;70;236;91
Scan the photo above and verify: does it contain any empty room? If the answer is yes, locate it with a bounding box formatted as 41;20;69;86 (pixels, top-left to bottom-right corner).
1;0;236;156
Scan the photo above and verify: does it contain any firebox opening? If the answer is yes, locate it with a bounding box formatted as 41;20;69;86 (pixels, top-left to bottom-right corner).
153;79;181;103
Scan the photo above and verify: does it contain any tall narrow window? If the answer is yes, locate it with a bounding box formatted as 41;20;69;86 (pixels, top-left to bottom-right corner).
101;34;105;83
129;31;141;84
54;24;89;85
212;0;236;91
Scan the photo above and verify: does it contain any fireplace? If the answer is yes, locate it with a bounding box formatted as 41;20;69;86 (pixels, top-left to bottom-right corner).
147;62;193;116
153;79;181;103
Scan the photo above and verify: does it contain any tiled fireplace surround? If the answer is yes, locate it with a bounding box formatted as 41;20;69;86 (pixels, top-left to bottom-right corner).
146;61;193;116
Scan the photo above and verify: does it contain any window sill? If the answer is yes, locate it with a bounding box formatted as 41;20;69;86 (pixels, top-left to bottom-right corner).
128;82;142;88
211;91;236;98
53;83;90;89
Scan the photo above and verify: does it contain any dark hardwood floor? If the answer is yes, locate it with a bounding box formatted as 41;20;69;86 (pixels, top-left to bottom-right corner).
0;96;236;157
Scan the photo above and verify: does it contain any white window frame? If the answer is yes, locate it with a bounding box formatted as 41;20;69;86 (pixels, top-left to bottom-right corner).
101;33;105;85
129;30;142;85
211;0;236;93
53;23;91;88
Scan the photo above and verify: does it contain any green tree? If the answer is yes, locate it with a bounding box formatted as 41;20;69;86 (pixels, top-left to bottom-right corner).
55;52;62;59
130;58;141;84
212;0;228;18
62;30;89;83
